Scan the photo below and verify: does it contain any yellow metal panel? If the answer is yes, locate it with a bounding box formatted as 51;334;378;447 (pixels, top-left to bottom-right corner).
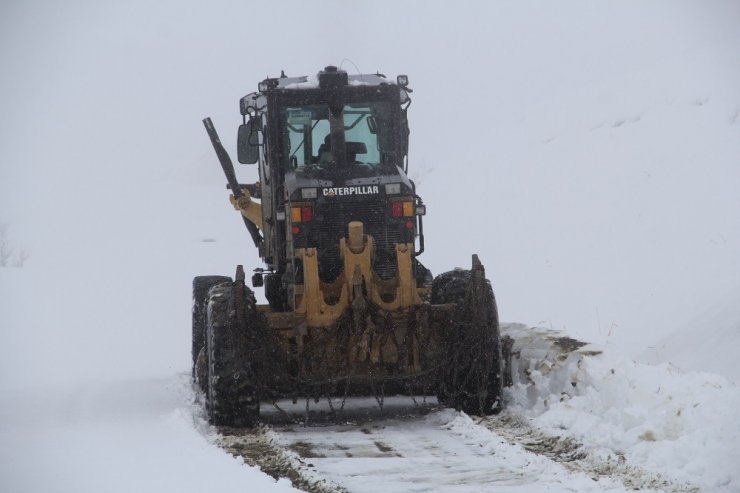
294;223;423;328
229;189;264;230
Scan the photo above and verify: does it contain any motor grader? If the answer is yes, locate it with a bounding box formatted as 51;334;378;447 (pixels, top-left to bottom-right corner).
193;66;505;427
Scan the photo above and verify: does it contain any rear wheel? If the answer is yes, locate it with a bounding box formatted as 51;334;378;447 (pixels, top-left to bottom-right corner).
264;273;288;311
414;259;433;289
432;261;504;415
192;275;231;389
205;279;261;427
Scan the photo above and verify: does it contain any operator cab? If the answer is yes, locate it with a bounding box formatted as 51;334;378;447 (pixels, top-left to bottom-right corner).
237;66;410;177
235;66;421;281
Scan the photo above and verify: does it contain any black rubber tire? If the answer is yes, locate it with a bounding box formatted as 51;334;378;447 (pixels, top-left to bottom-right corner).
318;243;343;282
192;275;232;382
264;273;287;312
432;269;504;415
414;259;433;289
205;281;261;427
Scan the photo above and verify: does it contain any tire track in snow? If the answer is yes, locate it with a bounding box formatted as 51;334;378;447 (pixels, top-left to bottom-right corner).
212;394;700;492
218;424;347;493
480;413;700;493
224;399;674;492
207;324;707;491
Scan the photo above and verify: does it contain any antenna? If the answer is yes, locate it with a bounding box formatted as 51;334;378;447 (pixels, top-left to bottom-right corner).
339;58;364;80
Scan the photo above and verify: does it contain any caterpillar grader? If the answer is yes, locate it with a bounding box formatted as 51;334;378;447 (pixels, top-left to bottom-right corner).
193;66;505;427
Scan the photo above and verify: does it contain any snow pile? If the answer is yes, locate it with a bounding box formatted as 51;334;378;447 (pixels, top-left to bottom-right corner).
507;327;740;492
441;412;637;492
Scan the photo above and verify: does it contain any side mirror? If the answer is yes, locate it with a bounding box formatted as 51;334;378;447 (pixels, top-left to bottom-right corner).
237;118;260;164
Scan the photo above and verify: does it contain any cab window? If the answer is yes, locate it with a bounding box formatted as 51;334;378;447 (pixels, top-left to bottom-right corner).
279;102;395;173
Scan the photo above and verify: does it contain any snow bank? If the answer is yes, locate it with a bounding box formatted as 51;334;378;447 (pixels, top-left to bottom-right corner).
506;325;740;492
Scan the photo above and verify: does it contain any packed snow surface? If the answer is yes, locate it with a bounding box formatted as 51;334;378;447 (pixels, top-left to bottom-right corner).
4;324;738;492
271;406;637;492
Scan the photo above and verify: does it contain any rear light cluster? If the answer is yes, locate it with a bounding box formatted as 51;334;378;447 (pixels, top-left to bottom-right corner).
391;199;417;230
291;206;313;223
390;200;414;218
291;206;313;235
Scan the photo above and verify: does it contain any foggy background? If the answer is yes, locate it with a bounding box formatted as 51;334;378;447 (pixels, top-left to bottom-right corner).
1;0;739;389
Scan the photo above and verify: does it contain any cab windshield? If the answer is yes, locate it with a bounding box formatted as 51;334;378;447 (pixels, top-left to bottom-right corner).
280;102;396;176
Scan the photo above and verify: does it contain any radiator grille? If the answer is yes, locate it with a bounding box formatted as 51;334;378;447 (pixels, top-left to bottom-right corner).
313;200;400;281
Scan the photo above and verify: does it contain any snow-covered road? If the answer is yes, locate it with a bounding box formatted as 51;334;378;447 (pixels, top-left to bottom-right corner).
260;405;652;493
209;323;739;492
2;322;739;493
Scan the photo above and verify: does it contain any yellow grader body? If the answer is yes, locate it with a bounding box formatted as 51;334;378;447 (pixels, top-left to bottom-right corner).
253;222;439;394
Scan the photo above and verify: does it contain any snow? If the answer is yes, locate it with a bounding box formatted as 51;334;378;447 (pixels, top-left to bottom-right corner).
639;286;740;384
1;0;740;491
506;325;740;492
272;407;639;492
284;74;319;90
0;376;300;493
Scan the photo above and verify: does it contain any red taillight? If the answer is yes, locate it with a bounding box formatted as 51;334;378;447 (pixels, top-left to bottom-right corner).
292;206;313;223
391;200;414;217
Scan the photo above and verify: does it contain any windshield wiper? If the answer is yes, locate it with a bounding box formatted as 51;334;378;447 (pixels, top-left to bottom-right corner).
290;120;321;160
